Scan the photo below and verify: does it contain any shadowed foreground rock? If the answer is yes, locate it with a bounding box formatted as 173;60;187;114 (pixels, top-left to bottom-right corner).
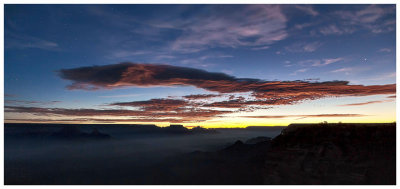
144;123;395;185
4;123;395;184
263;123;396;184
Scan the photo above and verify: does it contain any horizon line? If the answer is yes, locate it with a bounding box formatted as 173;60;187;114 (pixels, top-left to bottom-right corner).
4;121;396;129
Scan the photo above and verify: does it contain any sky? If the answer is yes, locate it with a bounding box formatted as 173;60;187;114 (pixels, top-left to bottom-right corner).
4;4;396;127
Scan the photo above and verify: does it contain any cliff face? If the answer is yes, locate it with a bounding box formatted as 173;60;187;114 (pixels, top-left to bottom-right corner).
263;123;396;184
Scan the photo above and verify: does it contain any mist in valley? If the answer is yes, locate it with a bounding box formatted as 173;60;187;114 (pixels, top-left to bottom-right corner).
4;124;283;184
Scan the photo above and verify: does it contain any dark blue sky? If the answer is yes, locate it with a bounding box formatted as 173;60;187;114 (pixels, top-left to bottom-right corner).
4;4;396;126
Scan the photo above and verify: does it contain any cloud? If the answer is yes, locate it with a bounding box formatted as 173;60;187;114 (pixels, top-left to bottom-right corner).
339;99;394;106
285;41;322;53
5;32;59;51
5;104;233;123
290;68;308;75
5;100;61;106
378;48;392;53
5;106;146;117
319;24;355;35
297;58;344;67
4;118;200;123
178;53;233;68
297;58;345;67
4;94;17;98
203;98;251;108
85;5;288;54
294;5;319;16
4;111;368;123
203;97;304;109
59;63;396;104
9;60;397;124
110;50;150;59
154;55;176;60
310;5;395;36
99;93;147;98
5;96;238;124
251;46;270;50
336;5;387;24
171;5;288;52
110;98;191;112
293;22;314;30
59;62;239;90
334;5;395;34
309;58;344;67
198;54;234;60
241;114;367;119
331;67;353;73
183;94;222;100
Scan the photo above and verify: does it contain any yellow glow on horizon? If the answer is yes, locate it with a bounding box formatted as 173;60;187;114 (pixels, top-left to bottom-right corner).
4;95;395;128
5;118;396;129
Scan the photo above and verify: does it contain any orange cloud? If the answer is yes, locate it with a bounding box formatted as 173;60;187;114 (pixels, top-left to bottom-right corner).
242;114;367;119
10;63;393;124
110;98;191;112
5;104;233;123
183;94;222;100
59;63;395;103
339;99;394;106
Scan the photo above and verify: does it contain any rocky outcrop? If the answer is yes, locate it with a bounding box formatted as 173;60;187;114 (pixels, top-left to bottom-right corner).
190;126;218;134
162;125;218;134
263;123;396;184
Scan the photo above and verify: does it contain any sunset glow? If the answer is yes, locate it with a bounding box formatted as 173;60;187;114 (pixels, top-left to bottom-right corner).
5;4;396;127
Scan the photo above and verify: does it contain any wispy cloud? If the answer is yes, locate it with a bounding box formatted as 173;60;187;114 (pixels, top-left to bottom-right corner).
285;41;322;53
4;93;17;98
178;54;233;68
290;68;308;75
5;99;61;106
5;100;233;123
183;94;222;100
294;5;319;16
251;46;271;50
298;57;344;68
5;118;198;124
331;67;353;74
109;50;150;59
241;114;367;119
387;95;396;99
334;5;395;34
293;22;315;30
311;58;344;67
322;58;344;65
283;60;292;67
99;94;148;98
339;99;393;106
378;48;392;53
171;5;288;53
319;24;355;35
110;98;191;112
153;55;176;61
5;32;59;51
